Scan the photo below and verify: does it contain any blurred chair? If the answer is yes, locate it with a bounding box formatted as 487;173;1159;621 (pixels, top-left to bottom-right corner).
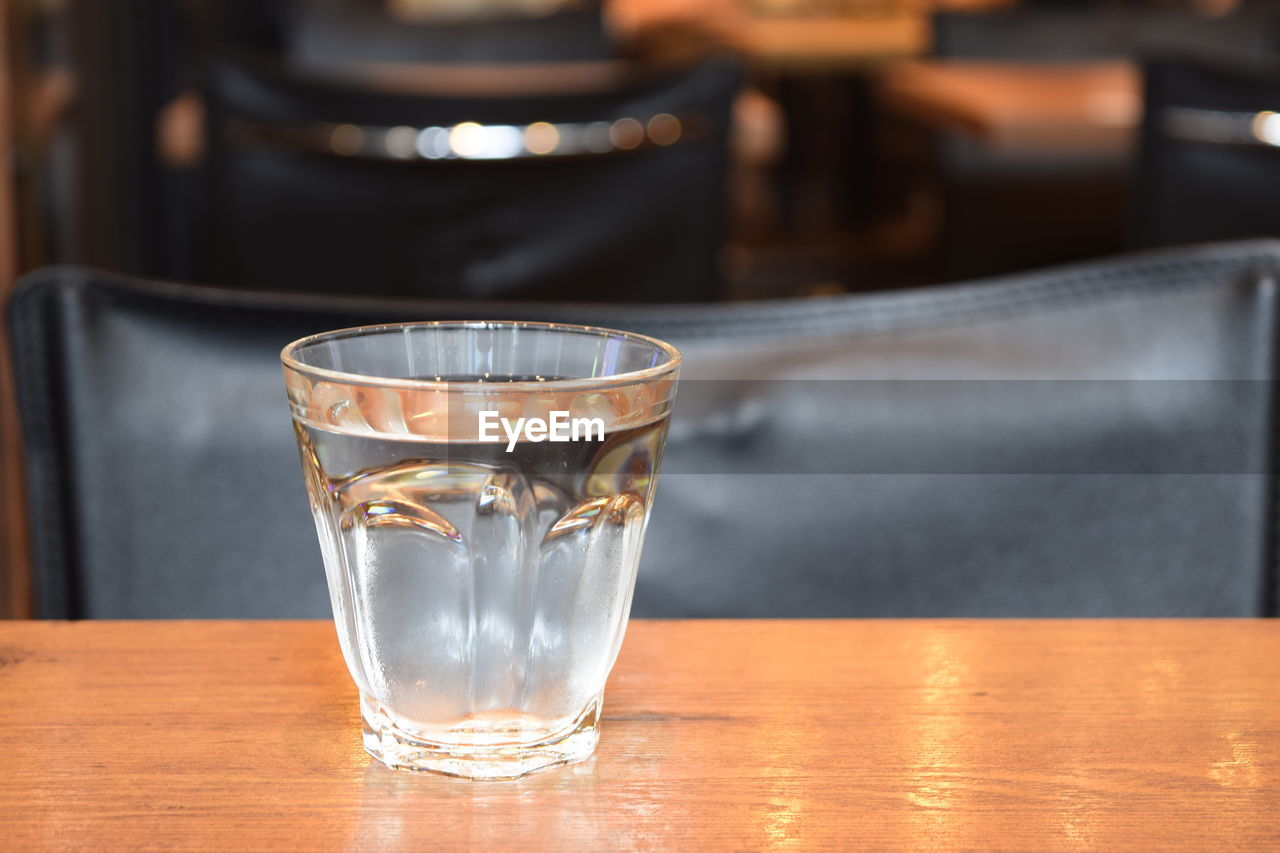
921;3;1126;279
916;0;1280;279
193;53;740;301
285;1;613;66
933;1;1280;61
933;2;1115;63
1134;50;1280;248
10;239;1280;618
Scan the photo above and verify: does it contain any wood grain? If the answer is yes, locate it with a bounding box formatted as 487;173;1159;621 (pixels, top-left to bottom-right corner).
2;620;1278;850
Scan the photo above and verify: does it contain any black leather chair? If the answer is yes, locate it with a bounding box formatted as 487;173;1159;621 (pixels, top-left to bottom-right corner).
285;2;614;66
923;1;1280;280
1134;50;1280;249
933;1;1280;62
193;53;740;301
10;240;1280;619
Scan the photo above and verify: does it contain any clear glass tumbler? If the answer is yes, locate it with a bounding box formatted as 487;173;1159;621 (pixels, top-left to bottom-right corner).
281;322;680;779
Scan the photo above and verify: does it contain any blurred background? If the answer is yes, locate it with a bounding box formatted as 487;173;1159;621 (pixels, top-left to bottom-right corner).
3;0;1280;617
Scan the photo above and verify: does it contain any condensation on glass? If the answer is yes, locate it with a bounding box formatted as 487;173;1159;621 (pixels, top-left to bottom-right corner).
282;321;680;779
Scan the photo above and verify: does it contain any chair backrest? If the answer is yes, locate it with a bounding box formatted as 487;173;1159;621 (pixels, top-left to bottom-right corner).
194;53;740;301
933;1;1279;60
10;240;1280;618
285;3;613;65
1135;50;1280;249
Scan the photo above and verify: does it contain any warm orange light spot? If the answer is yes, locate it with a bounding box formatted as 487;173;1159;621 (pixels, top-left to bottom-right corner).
524;121;560;155
609;118;644;151
647;113;682;146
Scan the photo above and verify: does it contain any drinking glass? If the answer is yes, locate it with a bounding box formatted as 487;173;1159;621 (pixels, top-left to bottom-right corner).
281;322;680;779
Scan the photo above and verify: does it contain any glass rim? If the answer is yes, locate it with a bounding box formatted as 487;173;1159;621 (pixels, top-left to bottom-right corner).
280;319;682;392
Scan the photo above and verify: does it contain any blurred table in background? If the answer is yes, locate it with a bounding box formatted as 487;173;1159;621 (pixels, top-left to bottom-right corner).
610;0;931;68
736;14;927;69
5;619;1279;849
879;60;1140;154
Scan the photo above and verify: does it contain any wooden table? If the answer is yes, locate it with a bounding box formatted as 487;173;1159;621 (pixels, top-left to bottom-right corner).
608;0;930;69
4;620;1278;849
733;15;928;69
879;60;1141;154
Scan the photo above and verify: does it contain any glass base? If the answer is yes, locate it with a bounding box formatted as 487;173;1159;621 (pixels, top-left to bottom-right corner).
360;693;603;780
